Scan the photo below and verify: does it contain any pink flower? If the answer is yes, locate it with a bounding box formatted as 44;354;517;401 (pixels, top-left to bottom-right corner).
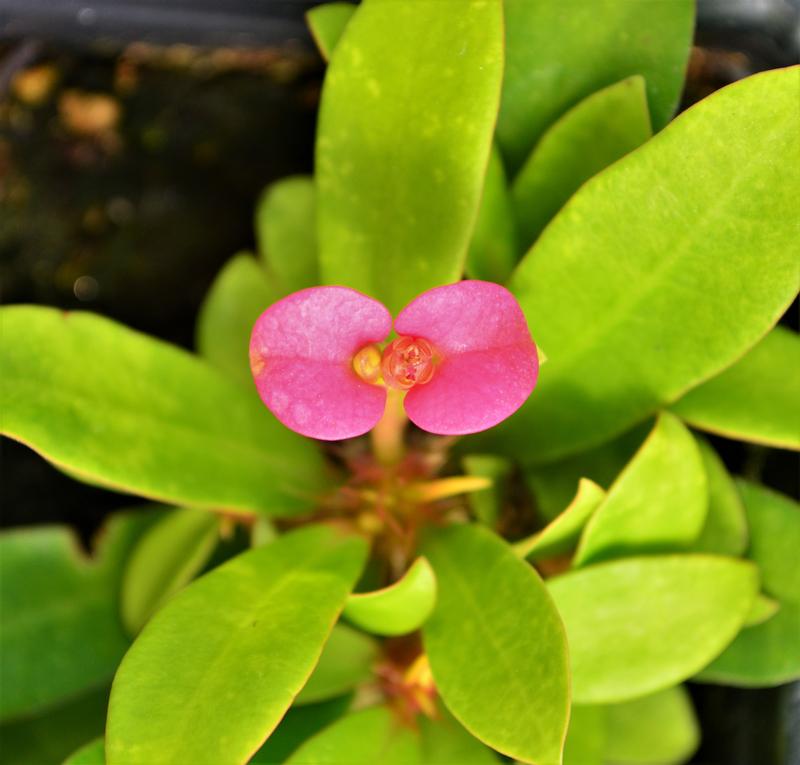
249;281;538;441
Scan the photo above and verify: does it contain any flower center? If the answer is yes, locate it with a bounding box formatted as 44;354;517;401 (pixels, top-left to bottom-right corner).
381;336;437;390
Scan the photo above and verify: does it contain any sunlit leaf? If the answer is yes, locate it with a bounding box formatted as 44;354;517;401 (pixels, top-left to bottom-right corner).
121;507;219;635
515;478;605;561
0;512;151;720
575;414;706;566
466;145;519;284
498;0;694;169
196;253;277;385
512;76;651;250
107;526;367;765
672;326;800;450
0;306;329;516
698;482;800;686
548;555;758;703
255;177;319;295
295;623;378;705
306;2;356;62
343;557;436;636
317;0;503;313
422;524;569;764
486;68;800;464
419;705;499;764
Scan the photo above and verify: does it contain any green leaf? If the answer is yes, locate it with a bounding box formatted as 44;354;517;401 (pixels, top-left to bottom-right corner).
255;177;319;295
306;2;356;62
316;0;503;314
690;437;747;556
250;695;353;764
106;525;367;765
562;705;605;765
0;512;151;720
525;424;649;521
512;76;652;251
422;524;569;764
0;688;108;765
465;144;519;284
121;507;219;635
574;414;707;566
63;738;105;765
286;705;420;764
603;685;699;765
343;557;436;636
0;306;329;516
697;482;800;686
462;454;513;527
548;554;758;703
672;326;800;450
295;623;378;704
419;706;499;764
490;68;800;464
514;478;605;561
196;253;277;385
498;0;694;169
743;594;780;628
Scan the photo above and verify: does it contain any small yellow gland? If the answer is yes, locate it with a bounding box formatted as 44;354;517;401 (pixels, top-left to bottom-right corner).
381;336;437;390
352;344;383;385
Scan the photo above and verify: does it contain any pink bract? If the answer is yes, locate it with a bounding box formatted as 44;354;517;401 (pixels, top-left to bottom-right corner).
250;286;391;440
249;281;538;441
395;281;538;435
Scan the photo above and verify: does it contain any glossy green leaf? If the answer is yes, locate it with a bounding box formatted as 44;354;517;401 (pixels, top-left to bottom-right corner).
698;482;800;686
691;437;747;556
295;623;378;704
575;414;707;566
562;705;605;765
512;76;652;250
250;695;353;764
743;594;780;628
525;424;649;521
0;688;108;765
63;738;105;765
196;253;276;385
307;2;356;62
672;326;800;450
422;524;569;764
498;0;693;170
343;557;436;636
0;512;151;720
255;176;318;295
0;306;329;516
548;555;758;703
491;68;800;464
286;705;420;764
462;454;513;527
603;686;699;765
121;507;219;635
466;144;519;284
316;0;503;314
515;478;605;561
107;525;367;765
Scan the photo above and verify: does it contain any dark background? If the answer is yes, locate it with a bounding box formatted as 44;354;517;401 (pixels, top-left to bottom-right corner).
1;1;798;763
